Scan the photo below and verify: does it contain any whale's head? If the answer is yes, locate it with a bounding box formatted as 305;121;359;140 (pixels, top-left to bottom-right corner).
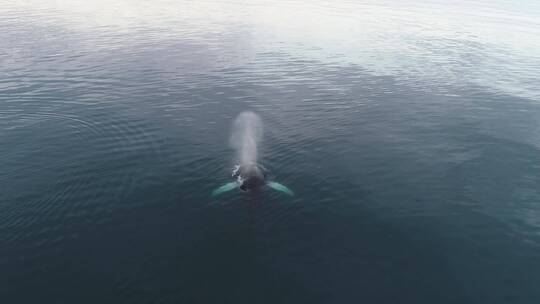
213;162;293;197
233;163;267;191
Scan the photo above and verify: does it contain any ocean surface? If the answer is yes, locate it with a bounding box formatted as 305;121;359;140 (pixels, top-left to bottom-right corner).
1;1;540;303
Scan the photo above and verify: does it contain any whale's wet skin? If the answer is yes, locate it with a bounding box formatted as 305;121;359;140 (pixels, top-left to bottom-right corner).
2;1;540;303
233;163;267;191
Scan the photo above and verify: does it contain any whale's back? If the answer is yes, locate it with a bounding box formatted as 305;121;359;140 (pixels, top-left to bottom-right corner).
237;164;267;191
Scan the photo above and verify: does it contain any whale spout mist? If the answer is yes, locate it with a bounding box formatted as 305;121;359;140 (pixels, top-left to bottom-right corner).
230;111;263;166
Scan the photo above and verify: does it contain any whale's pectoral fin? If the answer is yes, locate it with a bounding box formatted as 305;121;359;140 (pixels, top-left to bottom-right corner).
268;181;294;196
212;182;239;197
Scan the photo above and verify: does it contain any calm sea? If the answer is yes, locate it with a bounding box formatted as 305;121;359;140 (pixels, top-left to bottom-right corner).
1;1;540;303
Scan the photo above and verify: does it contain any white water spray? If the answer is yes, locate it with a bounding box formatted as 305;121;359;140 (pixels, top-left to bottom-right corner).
230;111;263;166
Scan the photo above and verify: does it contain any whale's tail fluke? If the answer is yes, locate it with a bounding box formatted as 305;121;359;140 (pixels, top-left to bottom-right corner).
212;182;240;197
268;181;294;196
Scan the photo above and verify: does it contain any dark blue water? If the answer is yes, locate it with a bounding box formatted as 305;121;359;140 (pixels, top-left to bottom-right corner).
2;1;540;303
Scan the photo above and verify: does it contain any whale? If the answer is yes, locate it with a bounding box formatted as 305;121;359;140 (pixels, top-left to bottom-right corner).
212;163;293;196
212;111;293;197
